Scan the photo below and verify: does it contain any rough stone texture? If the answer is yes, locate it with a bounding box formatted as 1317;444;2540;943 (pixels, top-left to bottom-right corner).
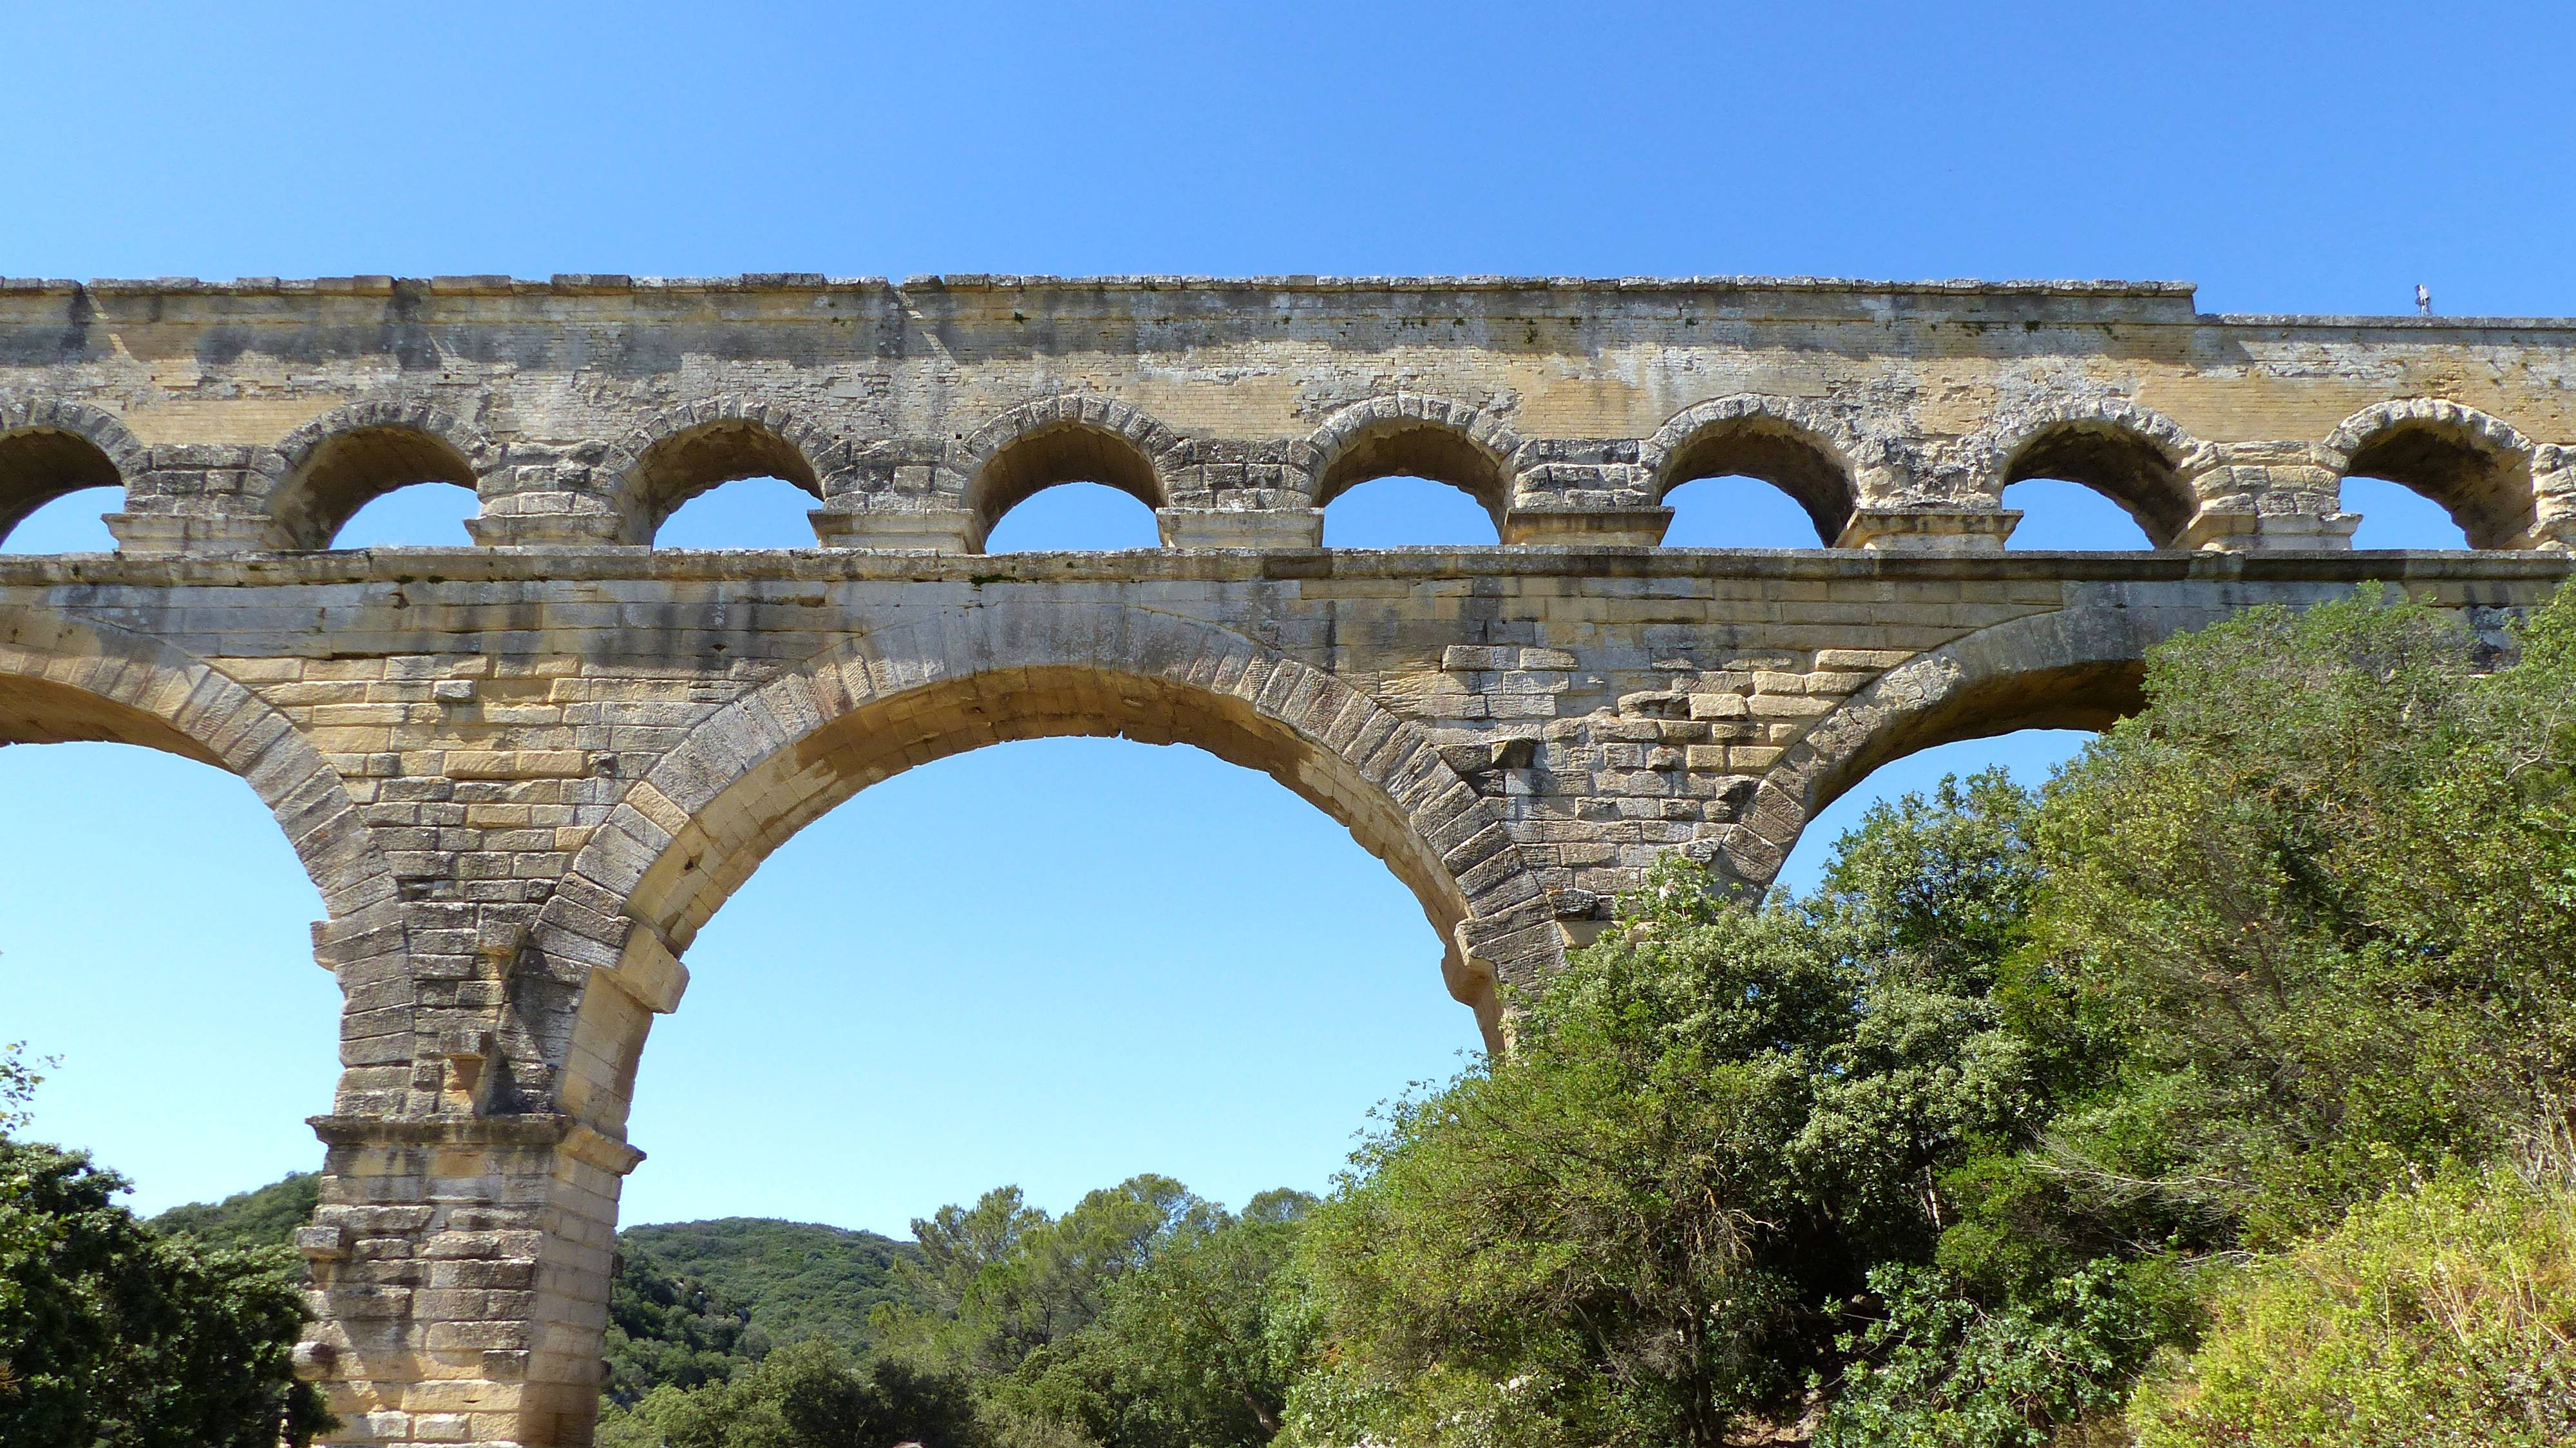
3;274;2575;1447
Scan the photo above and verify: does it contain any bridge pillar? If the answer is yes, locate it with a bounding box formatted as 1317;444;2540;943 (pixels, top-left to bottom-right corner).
298;1114;636;1448
2179;442;2358;551
101;444;275;553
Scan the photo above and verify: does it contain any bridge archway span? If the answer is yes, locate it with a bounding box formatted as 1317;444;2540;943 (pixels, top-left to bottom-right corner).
540;602;1560;1132
1975;399;2206;548
0;618;401;966
1305;394;1520;523
261;399;498;550
1641;395;1862;544
606;398;841;545
2324;399;2539;550
1722;607;2221;886
0;398;144;546
953;396;1180;551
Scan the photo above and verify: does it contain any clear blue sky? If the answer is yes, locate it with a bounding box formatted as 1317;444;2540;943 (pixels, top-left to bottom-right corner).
0;0;2554;1230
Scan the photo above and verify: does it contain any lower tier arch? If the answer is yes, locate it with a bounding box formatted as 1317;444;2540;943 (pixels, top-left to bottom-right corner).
537;601;1566;1139
1724;606;2224;886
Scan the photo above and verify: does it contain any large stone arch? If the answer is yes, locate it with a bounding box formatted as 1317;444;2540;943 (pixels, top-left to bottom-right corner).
260;397;502;550
0;616;409;1107
1718;606;2223;886
601;395;849;545
1969;396;2211;547
533;601;1560;1135
0;396;145;544
1304;393;1523;520
1640;394;1865;544
947;394;1186;549
2324;399;2541;549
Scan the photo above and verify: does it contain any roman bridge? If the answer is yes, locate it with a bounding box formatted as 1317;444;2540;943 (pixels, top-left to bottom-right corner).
2;273;2573;1446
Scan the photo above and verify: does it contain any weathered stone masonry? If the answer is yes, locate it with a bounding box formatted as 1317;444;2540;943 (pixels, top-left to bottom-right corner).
2;274;2573;1445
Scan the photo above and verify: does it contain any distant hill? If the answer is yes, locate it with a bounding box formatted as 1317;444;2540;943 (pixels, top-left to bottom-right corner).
146;1171;319;1251
145;1176;925;1398
620;1217;922;1355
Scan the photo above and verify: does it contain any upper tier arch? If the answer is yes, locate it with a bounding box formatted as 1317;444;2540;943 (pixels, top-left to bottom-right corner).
951;395;1182;549
0;397;143;544
1973;397;2208;548
261;399;499;550
2325;399;2540;549
1641;395;1863;544
1305;394;1522;520
604;397;842;545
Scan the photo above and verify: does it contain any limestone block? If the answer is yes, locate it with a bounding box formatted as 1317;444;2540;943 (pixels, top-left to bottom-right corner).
1155;507;1323;549
808;506;977;552
1502;506;1672;547
1835;507;2019;553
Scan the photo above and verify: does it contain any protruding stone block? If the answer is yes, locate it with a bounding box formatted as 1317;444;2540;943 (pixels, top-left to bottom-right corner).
1834;507;2019;553
809;506;978;552
104;511;270;555
1155;507;1322;549
1502;506;1672;547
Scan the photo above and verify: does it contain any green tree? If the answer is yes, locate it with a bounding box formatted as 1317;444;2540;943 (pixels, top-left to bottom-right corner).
2016;584;2576;1247
0;1138;334;1447
605;1245;767;1405
1286;771;2066;1448
1;1043;52;1136
599;1337;981;1448
876;1176;1217;1387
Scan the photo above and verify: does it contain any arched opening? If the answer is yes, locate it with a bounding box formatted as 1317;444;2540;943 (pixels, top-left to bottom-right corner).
1653;417;1853;546
2;487;122;553
2002;478;2155;549
2343;476;2472;550
334;481;480;548
1316;421;1510;546
0;739;338;1212
1322;477;1502;546
614;734;1479;1230
1661;478;1830;548
0;661;360;1215
630;421;825;547
2340;420;2532;549
0;426;124;550
597;665;1502;1013
967;422;1165;553
2002;421;2191;548
985;481;1164;551
1723;607;2206;892
1774;730;2092;895
656;475;829;549
267;425;481;549
1803;654;2140;832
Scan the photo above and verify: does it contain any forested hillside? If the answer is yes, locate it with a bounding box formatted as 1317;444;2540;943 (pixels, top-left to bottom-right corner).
146;1170;321;1250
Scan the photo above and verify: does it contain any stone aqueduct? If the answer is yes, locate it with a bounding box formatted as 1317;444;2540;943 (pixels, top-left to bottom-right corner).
1;272;2572;1444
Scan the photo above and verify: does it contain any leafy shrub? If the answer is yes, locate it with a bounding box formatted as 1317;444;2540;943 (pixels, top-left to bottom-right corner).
1819;1259;2178;1448
2128;1169;2576;1447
